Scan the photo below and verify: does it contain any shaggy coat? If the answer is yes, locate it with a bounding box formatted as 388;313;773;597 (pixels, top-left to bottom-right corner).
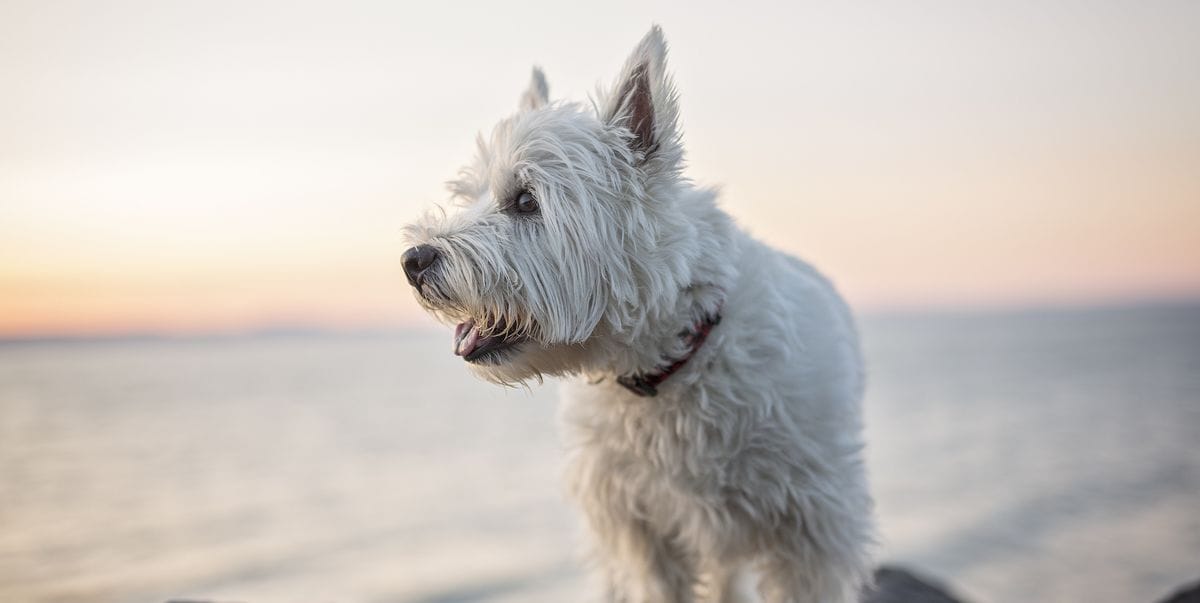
403;26;874;603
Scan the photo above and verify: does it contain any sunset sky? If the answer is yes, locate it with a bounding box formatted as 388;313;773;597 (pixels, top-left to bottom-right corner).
2;1;1198;337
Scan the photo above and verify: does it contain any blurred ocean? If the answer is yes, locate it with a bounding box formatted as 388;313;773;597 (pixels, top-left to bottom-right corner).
1;304;1198;603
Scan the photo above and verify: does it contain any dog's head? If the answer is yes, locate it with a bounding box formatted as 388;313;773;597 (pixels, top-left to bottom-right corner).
402;27;694;384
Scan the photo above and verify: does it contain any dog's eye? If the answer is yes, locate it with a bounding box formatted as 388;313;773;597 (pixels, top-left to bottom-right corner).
513;190;538;215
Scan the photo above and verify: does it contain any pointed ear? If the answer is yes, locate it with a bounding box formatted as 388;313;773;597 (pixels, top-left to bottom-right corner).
518;67;549;111
602;26;680;162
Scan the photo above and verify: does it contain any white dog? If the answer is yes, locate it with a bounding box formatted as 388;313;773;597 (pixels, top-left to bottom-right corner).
402;26;874;603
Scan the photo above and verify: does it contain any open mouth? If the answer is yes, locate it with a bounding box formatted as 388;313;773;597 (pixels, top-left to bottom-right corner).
453;318;526;364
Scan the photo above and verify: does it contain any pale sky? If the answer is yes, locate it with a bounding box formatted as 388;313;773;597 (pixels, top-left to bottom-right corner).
2;1;1198;336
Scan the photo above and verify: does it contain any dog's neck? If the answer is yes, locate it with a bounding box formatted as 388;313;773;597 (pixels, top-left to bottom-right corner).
583;279;727;393
615;306;722;397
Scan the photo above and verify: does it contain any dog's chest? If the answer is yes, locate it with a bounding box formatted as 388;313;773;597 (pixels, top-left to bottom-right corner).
564;388;740;524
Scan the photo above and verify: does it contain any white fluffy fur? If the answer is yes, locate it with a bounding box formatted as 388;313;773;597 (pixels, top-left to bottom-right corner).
402;26;874;603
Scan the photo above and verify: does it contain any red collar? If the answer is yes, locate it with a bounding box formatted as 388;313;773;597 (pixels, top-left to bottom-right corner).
616;310;722;397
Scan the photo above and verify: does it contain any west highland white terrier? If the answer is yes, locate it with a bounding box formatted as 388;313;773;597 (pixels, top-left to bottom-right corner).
402;26;874;603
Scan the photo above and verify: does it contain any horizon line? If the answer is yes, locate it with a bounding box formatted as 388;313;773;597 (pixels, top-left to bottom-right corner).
2;296;1198;345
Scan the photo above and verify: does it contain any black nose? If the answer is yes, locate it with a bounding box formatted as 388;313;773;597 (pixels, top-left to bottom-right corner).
402;244;440;287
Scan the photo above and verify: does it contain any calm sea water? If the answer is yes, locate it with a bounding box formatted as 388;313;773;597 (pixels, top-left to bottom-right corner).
1;305;1197;603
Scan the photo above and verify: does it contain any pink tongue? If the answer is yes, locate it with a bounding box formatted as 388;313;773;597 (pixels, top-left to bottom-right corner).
454;320;481;357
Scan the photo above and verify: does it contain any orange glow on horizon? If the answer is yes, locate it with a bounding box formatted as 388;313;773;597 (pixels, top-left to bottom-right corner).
2;2;1199;337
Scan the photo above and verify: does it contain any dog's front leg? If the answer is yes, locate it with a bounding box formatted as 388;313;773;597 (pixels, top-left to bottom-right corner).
591;516;696;603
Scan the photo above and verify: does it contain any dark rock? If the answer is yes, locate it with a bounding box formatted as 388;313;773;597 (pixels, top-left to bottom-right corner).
863;565;968;603
1158;579;1200;603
